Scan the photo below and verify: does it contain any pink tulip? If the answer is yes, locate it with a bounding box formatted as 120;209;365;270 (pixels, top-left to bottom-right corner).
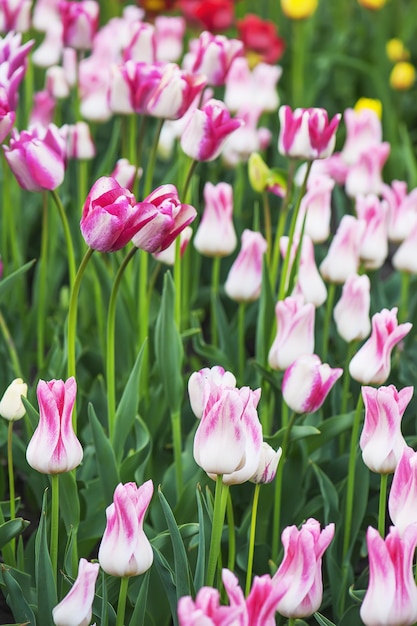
29;90;56;127
0;94;15;143
180;98;243;162
152;226;193;266
80;176;149;253
108;60;164;116
295;174;335;243
381;180;417;242
224;229;267;302
190;30;243;87
340;107;382;166
224;57;281;114
273;518;335;618
349;307;412;385
0;33;34;110
59;0;99;50
194;181;237;257
221;105;268;167
392;221;417;274
3;123;66;192
280;235;327;307
26;378;83;474
146;63;207;120
333;274;371;342
268;295;315;371
282;354;343;414
193;383;263;484
345;142;390;198
52;558;99;626
388;447;417;535
123;20;156;64
188;365;236;419
61;121;95;160
111;158;142;191
45;65;70;99
355;194;389;269
360;385;412;474
98;480;154;577
131;184;197;254
78;54;112;122
155;16;185;62
278;105;341;160
0;0;32;32
250;442;282;484
360;525;417;626
177;584;243;626
319;215;366;284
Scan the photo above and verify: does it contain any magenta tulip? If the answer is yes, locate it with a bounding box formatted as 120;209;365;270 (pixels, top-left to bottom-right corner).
59;0;99;50
278;105;341;160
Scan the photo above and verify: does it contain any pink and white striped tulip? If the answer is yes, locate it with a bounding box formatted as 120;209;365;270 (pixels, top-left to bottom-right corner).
355;194;389;269
360;524;417;626
193;384;263;484
349;307;412;385
224;229;267;302
295;174;335;243
268;295;315;371
190;31;243;87
59;0;99;51
111;158;142;191
26;377;83;474
388;447;417;535
123;20;156;64
392;221;417;274
0;0;32;32
180;98;243;162
152;226;192;265
333;273;371;342
381;180;417;242
52;558;99;626
273;518;335;618
280;235;327;307
0;97;15;143
360;385;412;474
250;442;282;484
3;124;66;192
98;480;154;577
146;63;207;120
194;181;237;257
278;105;341;160
61;121;95;160
319;215;366;284
224;57;281;114
345;142;390;198
108;61;164;116
340;107;383;166
177;581;243;626
155;16;185;62
131;184;197;254
188;365;237;419
282;354;343;414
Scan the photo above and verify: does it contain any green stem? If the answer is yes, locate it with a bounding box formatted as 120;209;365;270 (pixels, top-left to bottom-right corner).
7;421;16;564
210;257;221;346
182;158;198;202
262;191;272;263
245;483;261;596
37;194;49;373
0;310;23;378
342;392;364;560
143;118;164;197
339;340;358;454
137;250;149;397
174;236;182;332
107;246;139;442
226;491;236;572
238;302;246;383
400;271;410;322
116;576;129;626
321;282;336;362
378;473;388;538
206;475;229;587
50;189;76;290
291;19;306;108
170;408;183;500
50;474;60;584
288;618;297;626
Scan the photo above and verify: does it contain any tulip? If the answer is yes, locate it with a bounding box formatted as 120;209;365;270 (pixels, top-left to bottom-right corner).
108;61;162;116
388;447;417;535
111;158;142;191
80;176;149;253
224;229;267;302
278;105;341;160
0;0;32;32
280;235;327;307
250;442;282;484
345;142;391;198
268;295;315;371
194;181;237;257
224;57;281;114
295;174;335;243
155;16;185;62
358;0;386;8
52;558;99;626
0;94;15;143
98;480;154;577
59;0;99;50
282;354;343;414
153;226;193;265
355;194;389;269
237;14;285;65
177;582;243;626
386;38;410;63
61;121;96;160
360;385;412;474
273;518;335;618
191;30;243;87
0;378;28;421
193;383;263;484
26;378;83;474
360;525;417;626
178;0;234;32
188;365;237;419
181;98;243;162
392;222;417;273
319;215;366;284
123;20;156;64
3;124;66;192
281;0;318;19
131;184;197;254
146;63;207;120
390;62;416;90
381;180;417;242
29;90;56;128
333;274;371;342
349;307;412;385
340;106;382;166
45;65;70;99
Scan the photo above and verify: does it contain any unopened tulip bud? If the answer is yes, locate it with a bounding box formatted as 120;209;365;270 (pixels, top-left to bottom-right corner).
250;443;282;484
0;378;28;421
188;366;237;419
224;229;267;302
390;62;416;91
52;558;99;626
333;274;371;342
281;0;318;19
278;105;341;160
388;447;417;535
386;38;410;63
194;181;237;257
268;295;315;371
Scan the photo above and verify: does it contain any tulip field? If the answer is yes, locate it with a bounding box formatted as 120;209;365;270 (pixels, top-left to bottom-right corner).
2;0;417;625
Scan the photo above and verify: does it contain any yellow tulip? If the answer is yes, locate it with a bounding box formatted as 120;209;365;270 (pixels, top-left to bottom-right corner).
281;0;318;20
386;38;410;62
390;62;416;90
357;0;386;9
354;98;383;120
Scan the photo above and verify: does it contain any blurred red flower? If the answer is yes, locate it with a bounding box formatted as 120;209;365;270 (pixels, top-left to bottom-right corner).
237;14;285;64
178;0;235;32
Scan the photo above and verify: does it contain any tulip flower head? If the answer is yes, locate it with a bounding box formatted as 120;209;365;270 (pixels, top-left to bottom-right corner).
224;229;267;302
52;558;99;626
355;193;389;269
388;447;417;535
268;295;315;371
360;385;412;474
59;0;99;51
188;365;237;419
282;354;343;414
381;180;417;243
273;518;335;618
278;105;341;160
190;30;243;87
98;480;154;577
0;378;27;421
333;273;371;342
349;307;412;385
194;181;237;257
360;524;417;626
280;234;328;307
319;215;366;284
250;442;282;484
26;377;83;474
390;62;416;90
281;0;318;19
236;14;285;64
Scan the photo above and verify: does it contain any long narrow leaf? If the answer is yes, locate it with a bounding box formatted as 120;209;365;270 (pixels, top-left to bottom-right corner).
88;403;119;504
152;546;179;626
35;490;57;626
1;567;36;626
128;569;151;626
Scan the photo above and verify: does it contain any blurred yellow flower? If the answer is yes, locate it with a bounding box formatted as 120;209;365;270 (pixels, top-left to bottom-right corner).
386;38;410;62
390;62;416;90
354;97;383;119
357;0;386;9
281;0;318;19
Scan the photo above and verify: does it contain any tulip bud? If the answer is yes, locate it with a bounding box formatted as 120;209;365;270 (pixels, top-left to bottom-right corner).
191;31;243;87
390;62;416;91
59;0;99;51
268;295;315;371
281;0;318;19
388;447;417;535
52;558;99;626
354;97;383;119
358;0;386;8
392;222;417;273
333;274;371;342
248;152;271;193
224;229;267;302
386;38;410;63
188;365;237;419
193;181;237;257
319;215;366;284
250;443;282;484
0;378;28;421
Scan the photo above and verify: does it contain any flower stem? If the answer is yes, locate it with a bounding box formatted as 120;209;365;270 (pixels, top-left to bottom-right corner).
37;194;49;373
399;270;410;322
182;158;198;202
7;421;16;565
170;408;183;500
143;118;164;197
339;340;357;454
174;236;182;332
107;246;138;441
50;474;60;584
271;160;296;292
0;309;23;378
245;483;261;596
116;576;129;626
50;189;76;290
343;392;364;559
238;302;246;383
226;491;236;572
206;475;229;587
321;282;336;362
291;19;306;108
262;191;272;263
378;473;388;538
211;257;221;346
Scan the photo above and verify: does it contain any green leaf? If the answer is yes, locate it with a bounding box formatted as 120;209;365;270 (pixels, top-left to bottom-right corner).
128;569;151;626
21;396;40;434
190;312;234;372
113;342;146;462
0;259;36;301
311;463;341;525
59;471;80;534
255;258;275;369
1;567;36;626
193;485;207;591
265;424;321;447
154;272;184;413
157;487;193;600
35;490;57;626
314;612;337;626
307;412;355;453
88;403;119;505
119;419;151;485
152;546;179;626
0;518;29;550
